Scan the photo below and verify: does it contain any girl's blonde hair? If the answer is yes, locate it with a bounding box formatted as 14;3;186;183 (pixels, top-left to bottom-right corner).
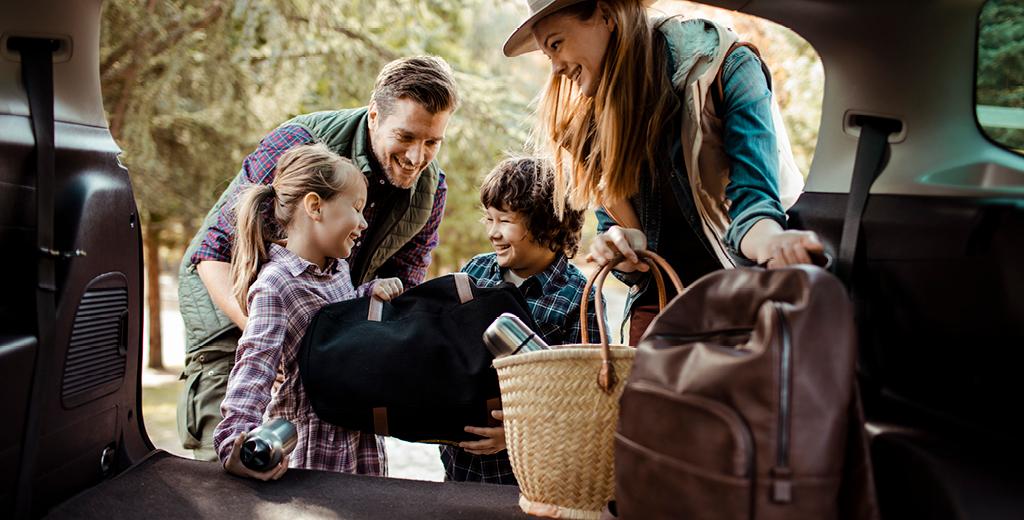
230;143;362;314
533;0;678;215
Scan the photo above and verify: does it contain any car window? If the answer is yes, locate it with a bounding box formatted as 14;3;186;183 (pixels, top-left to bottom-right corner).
976;0;1023;155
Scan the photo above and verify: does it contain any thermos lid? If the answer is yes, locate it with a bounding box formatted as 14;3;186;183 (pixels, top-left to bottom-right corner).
483;313;533;358
241;437;273;471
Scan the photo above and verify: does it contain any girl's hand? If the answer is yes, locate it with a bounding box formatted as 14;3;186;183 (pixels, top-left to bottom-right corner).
373;277;404;301
459;410;506;455
223;432;290;481
586;226;650;273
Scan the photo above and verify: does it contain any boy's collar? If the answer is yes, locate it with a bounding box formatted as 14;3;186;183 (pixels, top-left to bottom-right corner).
495;252;568;291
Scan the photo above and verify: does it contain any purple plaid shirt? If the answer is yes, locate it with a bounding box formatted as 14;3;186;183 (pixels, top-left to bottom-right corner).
213;243;386;474
191;124;446;288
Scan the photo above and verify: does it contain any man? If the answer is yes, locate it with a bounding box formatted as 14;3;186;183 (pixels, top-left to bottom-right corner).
176;56;459;460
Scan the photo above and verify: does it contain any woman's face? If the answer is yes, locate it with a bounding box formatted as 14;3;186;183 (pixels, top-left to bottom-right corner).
532;4;615;98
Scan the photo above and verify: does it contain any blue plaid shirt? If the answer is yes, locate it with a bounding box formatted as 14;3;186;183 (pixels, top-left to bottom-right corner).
440;252;607;485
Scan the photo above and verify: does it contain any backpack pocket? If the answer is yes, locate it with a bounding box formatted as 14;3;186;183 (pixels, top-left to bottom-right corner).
615;382;754;520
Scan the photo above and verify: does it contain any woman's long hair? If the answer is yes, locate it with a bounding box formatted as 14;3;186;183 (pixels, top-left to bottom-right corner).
230;143;361;314
533;0;679;215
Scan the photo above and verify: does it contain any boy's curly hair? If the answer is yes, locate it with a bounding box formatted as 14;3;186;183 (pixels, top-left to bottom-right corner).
480;157;585;258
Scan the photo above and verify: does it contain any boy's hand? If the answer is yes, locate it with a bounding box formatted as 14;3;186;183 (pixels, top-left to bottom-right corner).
459;410;506;455
223;432;290;481
373;277;404;301
587;226;650;273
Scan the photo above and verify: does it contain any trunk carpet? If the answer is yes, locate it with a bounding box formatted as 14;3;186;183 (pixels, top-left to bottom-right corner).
47;451;529;519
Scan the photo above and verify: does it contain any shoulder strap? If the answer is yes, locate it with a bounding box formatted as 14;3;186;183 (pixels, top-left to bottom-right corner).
711;41;772;116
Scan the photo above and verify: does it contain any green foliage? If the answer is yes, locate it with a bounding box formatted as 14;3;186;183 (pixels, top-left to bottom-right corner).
977;0;1024;150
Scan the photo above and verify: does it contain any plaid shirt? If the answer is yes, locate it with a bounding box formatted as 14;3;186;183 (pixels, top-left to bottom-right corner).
440;252;606;484
213;244;386;474
191;123;446;288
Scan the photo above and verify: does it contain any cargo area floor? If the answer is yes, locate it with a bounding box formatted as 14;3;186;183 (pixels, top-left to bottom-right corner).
47;451;528;519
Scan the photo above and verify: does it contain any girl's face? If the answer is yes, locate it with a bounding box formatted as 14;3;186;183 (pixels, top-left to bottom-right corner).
314;179;368;260
531;3;615;98
483;206;555;278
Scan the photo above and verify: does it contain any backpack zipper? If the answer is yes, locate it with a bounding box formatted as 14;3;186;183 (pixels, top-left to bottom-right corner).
647;328;752;345
771;303;793;503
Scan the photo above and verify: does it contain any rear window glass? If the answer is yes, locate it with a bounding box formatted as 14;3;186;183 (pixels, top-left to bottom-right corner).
976;0;1024;155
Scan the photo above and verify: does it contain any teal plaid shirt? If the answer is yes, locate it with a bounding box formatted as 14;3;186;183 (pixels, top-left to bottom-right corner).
440;252;607;485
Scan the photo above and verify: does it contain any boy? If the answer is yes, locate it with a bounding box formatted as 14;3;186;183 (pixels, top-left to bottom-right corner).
440;156;606;485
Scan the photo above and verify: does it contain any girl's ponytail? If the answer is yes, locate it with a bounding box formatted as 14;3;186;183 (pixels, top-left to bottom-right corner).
228;142;363;314
231;184;277;314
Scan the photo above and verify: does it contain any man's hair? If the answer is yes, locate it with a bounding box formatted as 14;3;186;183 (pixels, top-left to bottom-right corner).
480;157;585;258
370;55;460;117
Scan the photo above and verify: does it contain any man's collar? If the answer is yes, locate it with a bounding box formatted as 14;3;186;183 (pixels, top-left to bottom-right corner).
350;109;374;175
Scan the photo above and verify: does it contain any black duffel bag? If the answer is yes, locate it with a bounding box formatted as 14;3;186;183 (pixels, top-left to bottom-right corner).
298;273;539;444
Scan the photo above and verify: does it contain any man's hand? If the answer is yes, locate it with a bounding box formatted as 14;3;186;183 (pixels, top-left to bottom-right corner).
459;410;506;455
196;260;248;329
223;432;290;481
372;277;404;301
586;226;650;273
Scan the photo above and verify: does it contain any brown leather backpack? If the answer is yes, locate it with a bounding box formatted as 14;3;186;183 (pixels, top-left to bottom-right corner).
613;265;878;520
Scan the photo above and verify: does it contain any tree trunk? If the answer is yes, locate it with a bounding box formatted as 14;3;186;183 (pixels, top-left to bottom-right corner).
144;224;163;370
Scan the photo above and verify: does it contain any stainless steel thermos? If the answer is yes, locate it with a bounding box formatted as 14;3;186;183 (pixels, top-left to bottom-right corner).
240;418;297;472
483;312;549;359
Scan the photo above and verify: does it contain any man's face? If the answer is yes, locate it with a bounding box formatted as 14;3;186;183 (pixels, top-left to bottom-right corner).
368;97;452;189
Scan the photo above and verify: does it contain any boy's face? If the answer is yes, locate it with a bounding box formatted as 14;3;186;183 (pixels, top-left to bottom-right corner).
483;206;557;278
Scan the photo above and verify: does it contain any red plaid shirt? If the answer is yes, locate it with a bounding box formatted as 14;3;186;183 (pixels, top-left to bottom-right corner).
213;244;386;474
191;123;446;288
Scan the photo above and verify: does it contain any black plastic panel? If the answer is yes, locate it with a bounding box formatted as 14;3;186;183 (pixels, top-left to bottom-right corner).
790;192;1024;435
0;335;35;513
61;273;128;408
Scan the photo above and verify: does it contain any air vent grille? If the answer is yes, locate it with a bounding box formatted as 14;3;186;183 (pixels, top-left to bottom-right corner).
61;286;128;406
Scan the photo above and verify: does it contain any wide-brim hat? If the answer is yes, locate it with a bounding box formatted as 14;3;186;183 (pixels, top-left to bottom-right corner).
503;0;655;58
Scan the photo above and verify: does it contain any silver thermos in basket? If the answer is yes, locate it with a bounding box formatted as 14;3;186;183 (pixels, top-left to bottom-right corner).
240;418;297;472
483;313;550;359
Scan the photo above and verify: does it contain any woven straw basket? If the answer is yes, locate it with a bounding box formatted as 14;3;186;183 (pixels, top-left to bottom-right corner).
493;251;683;519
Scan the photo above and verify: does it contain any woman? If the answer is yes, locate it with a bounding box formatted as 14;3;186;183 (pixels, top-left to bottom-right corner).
505;0;824;343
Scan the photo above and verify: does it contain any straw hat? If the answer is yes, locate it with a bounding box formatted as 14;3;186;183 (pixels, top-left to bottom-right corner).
502;0;655;57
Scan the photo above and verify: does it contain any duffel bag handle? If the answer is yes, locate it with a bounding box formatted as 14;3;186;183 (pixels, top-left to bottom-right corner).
580;250;684;393
367;273;474;321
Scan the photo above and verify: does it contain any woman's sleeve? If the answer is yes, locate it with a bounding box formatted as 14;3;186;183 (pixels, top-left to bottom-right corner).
719;47;787;259
212;281;287;465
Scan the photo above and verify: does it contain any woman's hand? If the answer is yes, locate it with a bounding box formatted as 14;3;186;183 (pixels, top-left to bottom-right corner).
223;432;290;481
373;277;404;301
742;219;824;268
459;410;506;455
587;226;650;273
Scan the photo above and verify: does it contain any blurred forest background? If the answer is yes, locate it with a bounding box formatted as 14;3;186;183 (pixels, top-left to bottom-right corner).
99;0;827;371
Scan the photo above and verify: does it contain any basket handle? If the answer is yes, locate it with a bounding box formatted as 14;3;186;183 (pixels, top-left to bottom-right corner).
580;250;684;393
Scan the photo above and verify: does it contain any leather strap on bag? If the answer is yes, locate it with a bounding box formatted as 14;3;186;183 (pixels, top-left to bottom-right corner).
453;272;473;303
581;250;683;393
711;41;772;116
372;407;389;436
367;273;475;321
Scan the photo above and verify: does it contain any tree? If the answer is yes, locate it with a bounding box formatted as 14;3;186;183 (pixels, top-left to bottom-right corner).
977;0;1024;150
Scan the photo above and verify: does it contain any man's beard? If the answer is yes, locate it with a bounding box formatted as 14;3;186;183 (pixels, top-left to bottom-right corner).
378;151;422;189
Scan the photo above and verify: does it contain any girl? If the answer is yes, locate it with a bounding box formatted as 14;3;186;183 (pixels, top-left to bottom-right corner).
505;0;824;343
213;143;404;481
